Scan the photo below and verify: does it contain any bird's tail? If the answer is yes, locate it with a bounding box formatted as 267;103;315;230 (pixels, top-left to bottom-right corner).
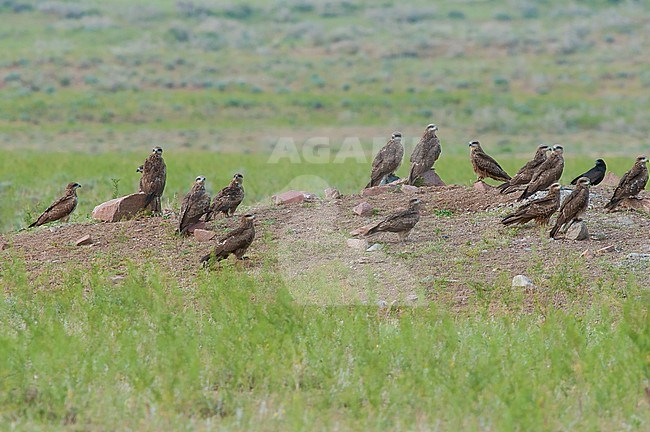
501;214;521;226
517;188;531;201
143;192;156;210
604;199;620;210
27;221;37;228
549;222;561;238
407;167;417;186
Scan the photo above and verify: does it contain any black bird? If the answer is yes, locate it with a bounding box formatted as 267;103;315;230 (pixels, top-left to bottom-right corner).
570;159;606;186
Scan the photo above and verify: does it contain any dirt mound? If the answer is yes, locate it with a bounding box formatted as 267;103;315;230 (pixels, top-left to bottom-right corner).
2;185;648;307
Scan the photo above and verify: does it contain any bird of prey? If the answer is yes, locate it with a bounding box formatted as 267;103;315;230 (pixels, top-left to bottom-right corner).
550;177;591;238
139;146;166;214
200;214;256;264
468;141;511;182
205;173;245;221
499;144;550;194
407;124;441;185
519;144;564;201
501;183;561;227
177;176;211;235
605;156;648;211
364;198;421;243
366;131;404;188
571;159;606;186
28;182;81;228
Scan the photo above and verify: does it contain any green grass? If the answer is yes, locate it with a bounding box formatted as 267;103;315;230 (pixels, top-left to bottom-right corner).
1;149;644;232
0;260;647;430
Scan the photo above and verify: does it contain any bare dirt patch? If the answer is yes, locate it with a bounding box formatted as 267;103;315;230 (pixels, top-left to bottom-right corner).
3;185;648;307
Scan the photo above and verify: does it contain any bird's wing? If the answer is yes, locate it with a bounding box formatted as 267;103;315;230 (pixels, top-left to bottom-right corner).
476;152;510;180
33;195;76;225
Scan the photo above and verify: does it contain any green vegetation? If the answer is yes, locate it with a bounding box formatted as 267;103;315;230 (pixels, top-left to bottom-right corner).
0;260;647;430
1;1;649;430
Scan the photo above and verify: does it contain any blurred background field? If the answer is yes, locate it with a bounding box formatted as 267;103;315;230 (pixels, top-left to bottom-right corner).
0;0;648;230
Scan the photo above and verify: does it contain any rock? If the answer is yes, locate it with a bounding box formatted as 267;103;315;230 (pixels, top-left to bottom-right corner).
596;245;615;254
74;235;93;246
420;169;446;187
627;253;650;261
110;275;126;284
352;201;373;216
473;180;494;192
618;198;650;212
184;221;206;234
324;188;341;199
366;243;383;252
406;294;418;302
401;184;419;193
361;185;399;197
377;300;388;307
601;172;620;187
347;238;369;251
273;190;314;205
580;249;593;259
565;221;589;241
512;275;534;288
92;193;149;222
194;229;217;242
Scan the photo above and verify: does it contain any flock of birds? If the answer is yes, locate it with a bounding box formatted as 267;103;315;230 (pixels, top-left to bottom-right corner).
360;124;647;242
24;123;649;265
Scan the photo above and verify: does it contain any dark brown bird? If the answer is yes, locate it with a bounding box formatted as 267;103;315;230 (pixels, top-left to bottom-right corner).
571;159;606;187
468;141;511;183
605;156;648;211
519;144;564;201
501;183;561;227
177;176;211;235
550;177;590;239
407;124;441;185
200;214;256;264
139;146;166;214
499;144;551;194
206;173;245;220
366;132;404;188
364;198;421;243
29;182;81;228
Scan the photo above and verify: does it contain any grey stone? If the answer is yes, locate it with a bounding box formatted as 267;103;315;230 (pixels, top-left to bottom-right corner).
512;274;534;288
366;243;383;252
75;234;93;246
346;238;369;251
352;201;373;216
565;221;589;241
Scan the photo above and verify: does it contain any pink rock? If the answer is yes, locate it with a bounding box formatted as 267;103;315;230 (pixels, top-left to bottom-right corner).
401;185;419;193
361;185;398;197
601;172;620;187
92;193;149;222
352;201;373;216
324;188;341;199
421;169;446;187
194;229;217;242
274;190;307;205
618;198;650;212
473;181;494;192
185;221;206;234
75;234;93;246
